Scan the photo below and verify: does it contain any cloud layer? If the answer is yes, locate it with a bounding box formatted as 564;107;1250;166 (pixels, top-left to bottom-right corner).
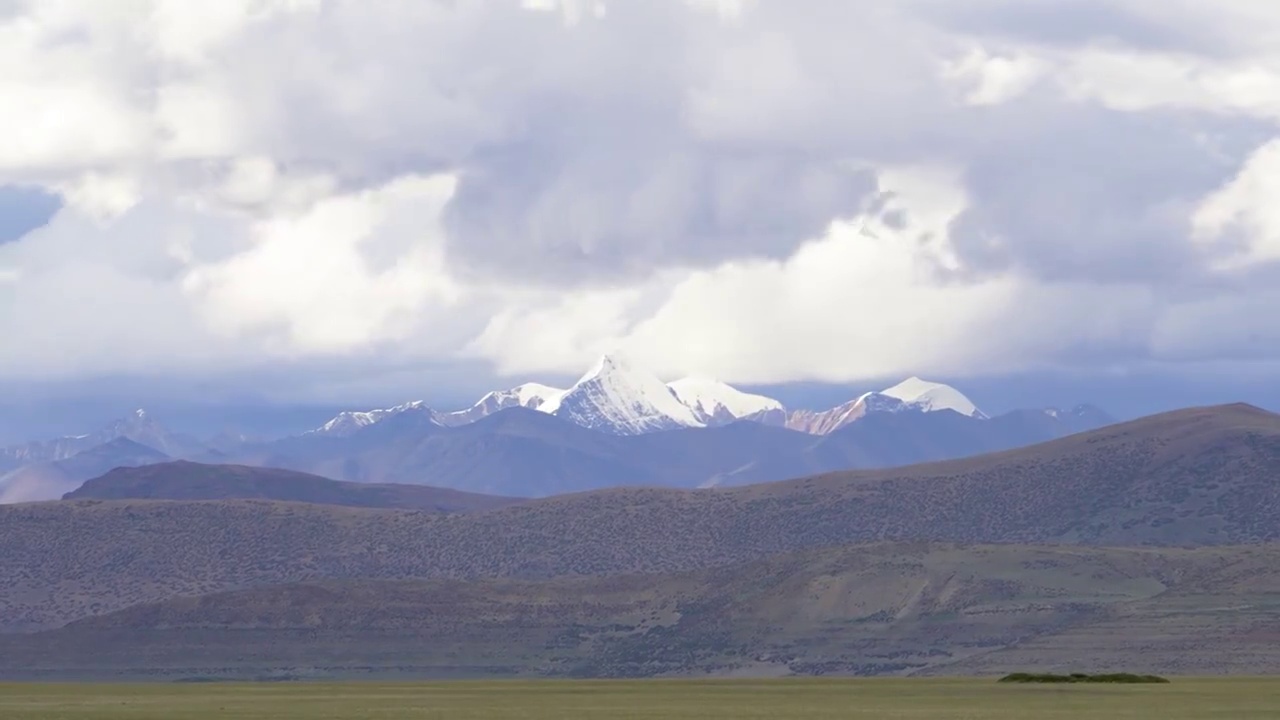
3;0;1280;394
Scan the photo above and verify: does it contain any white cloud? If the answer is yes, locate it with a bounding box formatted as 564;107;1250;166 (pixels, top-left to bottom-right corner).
942;47;1047;106
183;174;462;354
1059;49;1280;119
472;165;1160;383
52;172;142;219
1193;138;1280;268
3;0;1280;394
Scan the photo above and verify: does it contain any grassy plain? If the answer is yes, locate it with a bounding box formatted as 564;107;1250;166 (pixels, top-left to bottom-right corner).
0;678;1277;719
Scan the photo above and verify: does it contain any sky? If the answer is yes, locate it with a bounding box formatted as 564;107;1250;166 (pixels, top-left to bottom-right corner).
4;0;1280;442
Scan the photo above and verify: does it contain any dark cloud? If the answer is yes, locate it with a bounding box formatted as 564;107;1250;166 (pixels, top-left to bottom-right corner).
444;143;878;282
429;1;896;283
946;99;1275;286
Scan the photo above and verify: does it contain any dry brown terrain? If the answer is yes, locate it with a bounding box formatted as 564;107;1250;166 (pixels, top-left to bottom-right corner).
1;403;1276;633
3;543;1279;679
64;461;522;513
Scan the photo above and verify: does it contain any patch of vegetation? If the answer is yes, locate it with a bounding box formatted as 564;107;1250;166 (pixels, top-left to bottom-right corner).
999;672;1170;684
0;678;1263;720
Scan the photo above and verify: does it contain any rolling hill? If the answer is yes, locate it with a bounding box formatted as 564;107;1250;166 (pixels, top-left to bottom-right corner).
1;403;1276;632
2;542;1278;679
63;461;522;513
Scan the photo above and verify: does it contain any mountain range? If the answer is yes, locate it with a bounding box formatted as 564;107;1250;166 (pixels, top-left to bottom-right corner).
1;402;1277;678
0;356;1114;501
308;354;1001;438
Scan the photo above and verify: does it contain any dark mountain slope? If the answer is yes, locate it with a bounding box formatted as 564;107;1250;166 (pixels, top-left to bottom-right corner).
63;461;520;513
722;405;1117;485
2;404;1275;631
230;400;1113;495
231;408;815;495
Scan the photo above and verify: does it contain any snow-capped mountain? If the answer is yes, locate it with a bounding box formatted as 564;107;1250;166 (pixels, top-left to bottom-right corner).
437;383;565;427
307;363;992;440
315;384;567;435
879;377;987;418
780;397;875;435
309;361;780;437
313;401;439;437
541;354;705;435
777;378;985;435
668;377;783;426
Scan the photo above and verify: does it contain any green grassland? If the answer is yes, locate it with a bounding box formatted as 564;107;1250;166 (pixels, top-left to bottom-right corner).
1;678;1277;719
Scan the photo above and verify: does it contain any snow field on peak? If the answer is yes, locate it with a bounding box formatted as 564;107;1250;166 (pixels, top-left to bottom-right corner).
473;382;565;411
315;401;433;435
541;354;704;432
668;377;783;420
511;382;565;409
880;376;985;418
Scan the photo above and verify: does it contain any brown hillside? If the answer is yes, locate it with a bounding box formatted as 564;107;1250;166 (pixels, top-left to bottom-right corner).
63;461;521;513
3;543;1278;679
1;404;1276;631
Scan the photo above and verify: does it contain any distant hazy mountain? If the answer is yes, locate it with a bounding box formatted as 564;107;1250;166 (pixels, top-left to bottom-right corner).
0;409;204;475
221;399;1114;497
310;401;439;438
230;407;795;496
0;438;170;503
718;403;1116;487
0;364;1116;499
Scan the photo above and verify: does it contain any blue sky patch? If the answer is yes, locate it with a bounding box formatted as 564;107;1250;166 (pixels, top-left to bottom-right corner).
0;185;61;244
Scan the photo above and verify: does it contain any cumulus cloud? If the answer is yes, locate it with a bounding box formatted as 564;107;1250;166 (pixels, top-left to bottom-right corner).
1;0;1280;395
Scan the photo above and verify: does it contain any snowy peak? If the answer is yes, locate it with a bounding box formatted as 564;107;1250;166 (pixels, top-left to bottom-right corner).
880;377;986;418
1;408;204;474
783;377;985;435
573;353;642;387
437;382;566;426
303;365;987;440
485;382;564;412
314;401;438;437
542;354;704;435
668;377;783;426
